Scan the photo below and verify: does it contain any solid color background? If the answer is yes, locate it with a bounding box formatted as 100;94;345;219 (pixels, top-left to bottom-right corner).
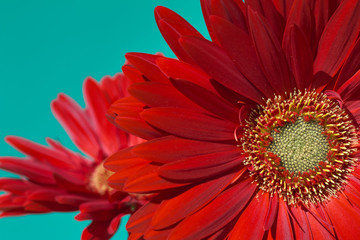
0;1;207;239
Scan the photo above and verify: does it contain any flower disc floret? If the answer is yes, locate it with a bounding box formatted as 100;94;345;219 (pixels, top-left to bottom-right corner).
240;90;358;205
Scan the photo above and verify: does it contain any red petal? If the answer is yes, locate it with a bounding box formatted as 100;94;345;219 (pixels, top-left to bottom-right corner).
170;78;239;122
0;157;55;184
128;82;204;111
151;172;236;229
264;194;279;230
229;191;269;239
248;8;295;93
337;70;360;101
169;178;257;240
274;200;294;240
133;136;237;164
209;16;274;98
124;165;188;193
325;195;360;239
336;38;360;89
156;57;215;92
246;0;285;41
51;94;100;158
5;136;80;169
141;107;237;141
81;221;113;240
313;0;360;77
159;151;243;181
272;0;294;19
84;77;122;156
109;97;164;140
179;36;264;103
127;201;159;233
125;53;169;84
155;6;204;64
284;25;313;90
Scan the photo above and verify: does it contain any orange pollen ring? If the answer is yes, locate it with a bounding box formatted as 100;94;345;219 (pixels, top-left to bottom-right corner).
239;90;358;206
89;163;114;195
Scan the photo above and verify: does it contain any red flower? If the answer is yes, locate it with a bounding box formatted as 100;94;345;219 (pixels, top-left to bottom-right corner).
106;0;360;239
0;74;144;240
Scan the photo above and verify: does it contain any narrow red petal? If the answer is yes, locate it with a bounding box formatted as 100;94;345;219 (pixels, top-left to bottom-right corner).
159;151;243;181
248;8;295;93
155;6;204;64
133;136;237;163
169;178;257;240
210;16;274;97
229;191;269;240
141;107;237;141
125;53;169;84
284;25;313;90
170;78;239;122
51;94;100;158
179;36;264;103
151;172;236;229
274;200;294;240
314;0;360;77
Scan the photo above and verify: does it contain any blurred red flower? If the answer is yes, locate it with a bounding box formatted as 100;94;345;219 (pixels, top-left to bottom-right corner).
0;74;144;239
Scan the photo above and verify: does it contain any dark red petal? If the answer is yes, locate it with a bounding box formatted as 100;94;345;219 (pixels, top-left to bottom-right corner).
159;151;243;181
202;0;248;34
55;194;89;206
229;191;269;239
125;52;169;83
141;107;237;141
133;136;237;164
335;38;360;89
284;25;313;90
313;0;360;77
81;221;113;240
337;70;360;101
210;16;274;98
151;172;237;229
128;82;204;112
272;0;294;19
170;78;239;122
179;36;264;103
155;6;204;64
169;178;257;240
282;0;312;47
246;0;285;41
248;8;295;94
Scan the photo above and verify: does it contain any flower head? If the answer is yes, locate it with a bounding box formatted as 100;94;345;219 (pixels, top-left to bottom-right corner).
0;74;145;239
106;0;360;239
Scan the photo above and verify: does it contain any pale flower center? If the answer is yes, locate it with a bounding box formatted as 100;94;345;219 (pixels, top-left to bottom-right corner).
267;117;329;173
89;163;113;195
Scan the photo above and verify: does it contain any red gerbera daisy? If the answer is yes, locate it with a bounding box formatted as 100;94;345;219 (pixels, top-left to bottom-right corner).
0;74;145;240
105;0;360;239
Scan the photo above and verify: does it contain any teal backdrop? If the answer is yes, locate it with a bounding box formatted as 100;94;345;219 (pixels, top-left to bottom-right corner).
0;1;207;239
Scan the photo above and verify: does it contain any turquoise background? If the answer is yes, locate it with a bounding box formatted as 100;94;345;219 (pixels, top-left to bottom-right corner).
0;1;207;239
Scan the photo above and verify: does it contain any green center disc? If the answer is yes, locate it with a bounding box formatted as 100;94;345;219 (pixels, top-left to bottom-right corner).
267;117;330;173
